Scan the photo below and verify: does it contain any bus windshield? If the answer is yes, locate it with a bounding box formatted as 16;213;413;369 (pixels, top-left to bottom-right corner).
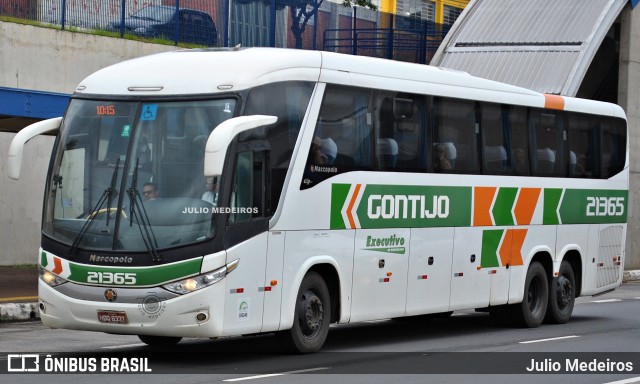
43;98;236;252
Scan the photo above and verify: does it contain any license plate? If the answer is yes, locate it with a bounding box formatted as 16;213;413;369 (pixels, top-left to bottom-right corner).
97;310;129;324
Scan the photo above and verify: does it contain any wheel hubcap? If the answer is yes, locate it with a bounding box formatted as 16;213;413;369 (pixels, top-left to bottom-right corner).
299;290;324;338
556;275;573;310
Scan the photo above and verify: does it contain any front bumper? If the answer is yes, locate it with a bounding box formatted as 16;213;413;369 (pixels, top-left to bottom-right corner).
38;279;227;338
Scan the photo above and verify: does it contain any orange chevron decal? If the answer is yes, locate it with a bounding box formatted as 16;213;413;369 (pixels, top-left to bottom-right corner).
498;229;527;267
510;229;527;266
499;229;513;267
514;188;541;225
474;187;496;226
52;256;64;275
346;184;362;229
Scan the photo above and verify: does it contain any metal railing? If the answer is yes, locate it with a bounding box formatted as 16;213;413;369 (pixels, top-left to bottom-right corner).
0;0;454;64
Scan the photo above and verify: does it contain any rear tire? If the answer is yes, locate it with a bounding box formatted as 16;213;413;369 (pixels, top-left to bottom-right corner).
277;271;331;354
138;335;182;346
509;261;548;328
544;260;576;324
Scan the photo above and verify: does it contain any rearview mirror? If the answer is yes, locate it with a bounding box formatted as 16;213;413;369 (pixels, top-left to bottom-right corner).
8;117;62;180
204;115;277;177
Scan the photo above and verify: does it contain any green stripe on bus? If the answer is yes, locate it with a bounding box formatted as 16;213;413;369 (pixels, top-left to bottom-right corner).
543;189;563;225
66;258;202;287
331;183;628;229
40;251;47;268
352;184;472;229
481;230;503;268
330;183;351;230
492;187;518;226
559;189;628;224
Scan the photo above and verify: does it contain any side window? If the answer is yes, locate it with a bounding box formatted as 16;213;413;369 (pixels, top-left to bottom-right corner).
530;109;565;177
302;85;373;188
508;106;530;175
481;103;530;176
375;94;427;172
480;102;507;174
567;113;599;178
229;146;268;224
433;97;478;173
601;118;627;179
244;81;314;206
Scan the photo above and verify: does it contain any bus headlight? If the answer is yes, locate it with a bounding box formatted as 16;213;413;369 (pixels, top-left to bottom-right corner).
39;266;67;287
163;259;239;295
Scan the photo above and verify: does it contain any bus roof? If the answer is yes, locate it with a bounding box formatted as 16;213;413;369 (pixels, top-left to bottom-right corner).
74;47;624;118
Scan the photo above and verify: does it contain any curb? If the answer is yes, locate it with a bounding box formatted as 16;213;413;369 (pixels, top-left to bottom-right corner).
623;270;640;282
0;302;40;322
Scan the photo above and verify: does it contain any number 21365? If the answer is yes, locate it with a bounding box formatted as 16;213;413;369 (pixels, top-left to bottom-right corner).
586;196;624;217
87;271;136;285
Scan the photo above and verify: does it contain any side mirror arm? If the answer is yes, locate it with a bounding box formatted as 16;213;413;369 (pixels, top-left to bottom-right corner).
204;115;277;177
8;117;62;180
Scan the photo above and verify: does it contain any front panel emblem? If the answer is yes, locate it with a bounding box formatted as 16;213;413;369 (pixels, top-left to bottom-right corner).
104;289;118;302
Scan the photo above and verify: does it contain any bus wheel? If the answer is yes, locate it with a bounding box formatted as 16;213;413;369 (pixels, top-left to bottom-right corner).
509;261;548;328
545;260;575;324
277;271;331;354
138;335;182;346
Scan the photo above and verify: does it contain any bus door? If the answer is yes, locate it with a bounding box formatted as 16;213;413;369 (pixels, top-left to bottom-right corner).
405;228;454;316
223;141;271;335
449;228;491;310
350;228;410;322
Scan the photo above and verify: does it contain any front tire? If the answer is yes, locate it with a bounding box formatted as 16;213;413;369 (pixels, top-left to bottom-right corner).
277;271;331;353
545;260;576;324
509;261;548;328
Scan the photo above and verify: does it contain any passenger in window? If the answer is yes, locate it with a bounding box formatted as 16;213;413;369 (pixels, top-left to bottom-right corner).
142;182;160;201
514;148;528;174
311;137;337;165
433;143;452;172
202;177;218;206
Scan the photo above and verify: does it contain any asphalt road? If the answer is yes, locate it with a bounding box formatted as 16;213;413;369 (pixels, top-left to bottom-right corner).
1;283;639;384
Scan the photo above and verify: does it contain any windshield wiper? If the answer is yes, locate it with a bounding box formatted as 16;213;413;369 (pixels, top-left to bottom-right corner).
127;158;162;263
67;159;120;259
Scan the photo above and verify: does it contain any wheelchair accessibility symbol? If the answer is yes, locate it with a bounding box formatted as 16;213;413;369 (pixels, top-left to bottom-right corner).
140;104;158;121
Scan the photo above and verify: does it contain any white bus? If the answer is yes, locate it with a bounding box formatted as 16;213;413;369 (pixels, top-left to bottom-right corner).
9;48;628;353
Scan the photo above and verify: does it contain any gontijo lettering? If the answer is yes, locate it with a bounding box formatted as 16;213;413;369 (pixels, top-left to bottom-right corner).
331;183;471;229
367;194;449;219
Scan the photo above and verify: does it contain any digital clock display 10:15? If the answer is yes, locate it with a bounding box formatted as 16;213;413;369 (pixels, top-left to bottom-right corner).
96;105;116;115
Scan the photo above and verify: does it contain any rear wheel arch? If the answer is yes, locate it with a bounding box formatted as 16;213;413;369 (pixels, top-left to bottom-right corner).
308;263;341;323
562;250;583;297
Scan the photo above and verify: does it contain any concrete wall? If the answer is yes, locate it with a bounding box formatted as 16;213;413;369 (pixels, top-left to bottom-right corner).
0;135;53;265
0;21;175;265
619;6;640;270
0;22;176;93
